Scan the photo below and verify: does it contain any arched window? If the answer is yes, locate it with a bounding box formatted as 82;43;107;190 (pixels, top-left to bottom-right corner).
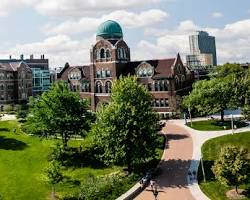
100;48;105;59
175;76;179;89
95;81;102;93
122;48;126;58
118;48;123;59
105;81;112;93
96;49;100;59
106;49;111;58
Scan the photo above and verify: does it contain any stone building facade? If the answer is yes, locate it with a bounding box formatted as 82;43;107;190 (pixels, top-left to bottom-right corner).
58;20;194;117
0;61;32;105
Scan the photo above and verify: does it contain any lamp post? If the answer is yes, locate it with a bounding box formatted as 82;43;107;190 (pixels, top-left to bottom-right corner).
231;114;234;134
188;106;193;127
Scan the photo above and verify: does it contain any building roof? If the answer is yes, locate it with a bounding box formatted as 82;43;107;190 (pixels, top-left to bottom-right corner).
96;20;123;40
58;65;90;81
124;58;176;78
0;61;30;72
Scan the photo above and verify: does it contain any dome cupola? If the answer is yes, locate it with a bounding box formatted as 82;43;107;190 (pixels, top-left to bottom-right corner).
96;20;123;40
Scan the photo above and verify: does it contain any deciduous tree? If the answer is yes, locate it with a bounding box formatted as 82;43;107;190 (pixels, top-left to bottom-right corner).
93;76;159;172
212;146;250;194
24;81;92;148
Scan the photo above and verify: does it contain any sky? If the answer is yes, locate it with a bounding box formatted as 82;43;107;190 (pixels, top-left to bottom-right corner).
0;0;250;68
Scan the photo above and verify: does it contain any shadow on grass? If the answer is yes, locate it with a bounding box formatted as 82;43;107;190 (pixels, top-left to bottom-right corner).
0;136;28;150
60;147;106;169
0;128;10;132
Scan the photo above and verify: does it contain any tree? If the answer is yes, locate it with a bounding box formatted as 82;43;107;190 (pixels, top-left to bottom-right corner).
183;77;234;121
184;63;250;121
93;76;159;172
45;161;63;199
24;81;92;148
212;146;250;194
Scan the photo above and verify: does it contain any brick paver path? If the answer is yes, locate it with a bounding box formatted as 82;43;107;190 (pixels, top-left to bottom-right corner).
135;121;195;200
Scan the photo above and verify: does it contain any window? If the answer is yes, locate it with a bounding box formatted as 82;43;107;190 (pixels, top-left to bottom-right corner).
100;49;105;59
148;83;152;91
106;70;111;77
95;81;102;93
101;70;106;78
165;99;169;107
82;82;90;92
0;73;4;80
96;70;101;78
160;99;165;107
0;84;4;90
106;49;111;58
96;49;100;59
153;98;169;107
136;62;154;77
105;81;112;93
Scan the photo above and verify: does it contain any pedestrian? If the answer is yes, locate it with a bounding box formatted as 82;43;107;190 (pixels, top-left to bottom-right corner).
150;180;155;190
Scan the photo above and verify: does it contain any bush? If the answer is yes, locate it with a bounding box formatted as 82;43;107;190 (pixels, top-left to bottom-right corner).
3;104;14;113
77;173;136;200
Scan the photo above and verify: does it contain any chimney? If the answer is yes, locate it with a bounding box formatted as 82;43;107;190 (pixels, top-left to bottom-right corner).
20;54;24;60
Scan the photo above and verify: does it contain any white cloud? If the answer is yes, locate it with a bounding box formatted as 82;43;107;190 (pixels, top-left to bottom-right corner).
0;0;166;17
211;12;223;18
44;9;168;35
0;35;95;67
136;19;250;64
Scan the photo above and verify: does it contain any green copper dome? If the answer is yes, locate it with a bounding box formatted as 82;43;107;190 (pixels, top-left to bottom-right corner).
96;20;123;39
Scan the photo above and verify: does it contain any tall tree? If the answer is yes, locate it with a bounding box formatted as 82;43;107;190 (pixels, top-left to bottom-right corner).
183;77;234;121
93;76;159;172
24;81;92;148
212;146;250;194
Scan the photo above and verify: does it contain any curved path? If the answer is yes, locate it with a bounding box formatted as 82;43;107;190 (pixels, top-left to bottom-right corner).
135;120;195;200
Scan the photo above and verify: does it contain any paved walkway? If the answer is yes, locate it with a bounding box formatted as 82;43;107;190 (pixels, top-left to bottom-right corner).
134;119;250;200
0;114;16;121
135;121;195;200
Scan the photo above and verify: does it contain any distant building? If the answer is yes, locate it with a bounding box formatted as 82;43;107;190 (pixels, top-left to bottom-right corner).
0;61;32;105
0;55;51;96
58;20;194;117
187;31;217;67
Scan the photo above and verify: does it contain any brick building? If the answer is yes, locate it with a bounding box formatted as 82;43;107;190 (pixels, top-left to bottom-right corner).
0;61;32;105
58;20;194;117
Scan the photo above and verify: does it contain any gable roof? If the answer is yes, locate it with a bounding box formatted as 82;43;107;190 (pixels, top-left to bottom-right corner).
123;57;177;78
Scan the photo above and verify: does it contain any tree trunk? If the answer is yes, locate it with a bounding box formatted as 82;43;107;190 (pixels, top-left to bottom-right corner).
62;133;68;149
235;185;238;194
51;185;55;199
220;109;224;122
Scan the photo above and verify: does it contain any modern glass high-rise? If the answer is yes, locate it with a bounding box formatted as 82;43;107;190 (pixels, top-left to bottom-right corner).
189;31;217;66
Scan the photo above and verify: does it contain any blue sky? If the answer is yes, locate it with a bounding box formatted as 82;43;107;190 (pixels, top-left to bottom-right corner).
0;0;249;67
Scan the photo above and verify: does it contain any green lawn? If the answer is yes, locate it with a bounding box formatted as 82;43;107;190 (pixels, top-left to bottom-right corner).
0;121;122;200
187;119;248;131
0;120;165;200
198;132;250;200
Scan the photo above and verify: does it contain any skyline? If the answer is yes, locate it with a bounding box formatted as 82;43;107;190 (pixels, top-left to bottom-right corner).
0;0;250;67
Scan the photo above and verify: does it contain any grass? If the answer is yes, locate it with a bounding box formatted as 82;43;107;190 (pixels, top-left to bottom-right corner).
187;119;248;131
0;120;165;200
0;121;121;200
198;132;250;200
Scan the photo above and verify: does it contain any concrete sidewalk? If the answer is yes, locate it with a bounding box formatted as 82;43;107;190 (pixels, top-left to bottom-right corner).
174;119;250;200
0;114;16;121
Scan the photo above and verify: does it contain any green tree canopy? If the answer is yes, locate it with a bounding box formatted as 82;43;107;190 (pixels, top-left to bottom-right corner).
212;146;250;194
183;77;234;121
24;81;92;148
183;63;250;120
93;76;159;172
